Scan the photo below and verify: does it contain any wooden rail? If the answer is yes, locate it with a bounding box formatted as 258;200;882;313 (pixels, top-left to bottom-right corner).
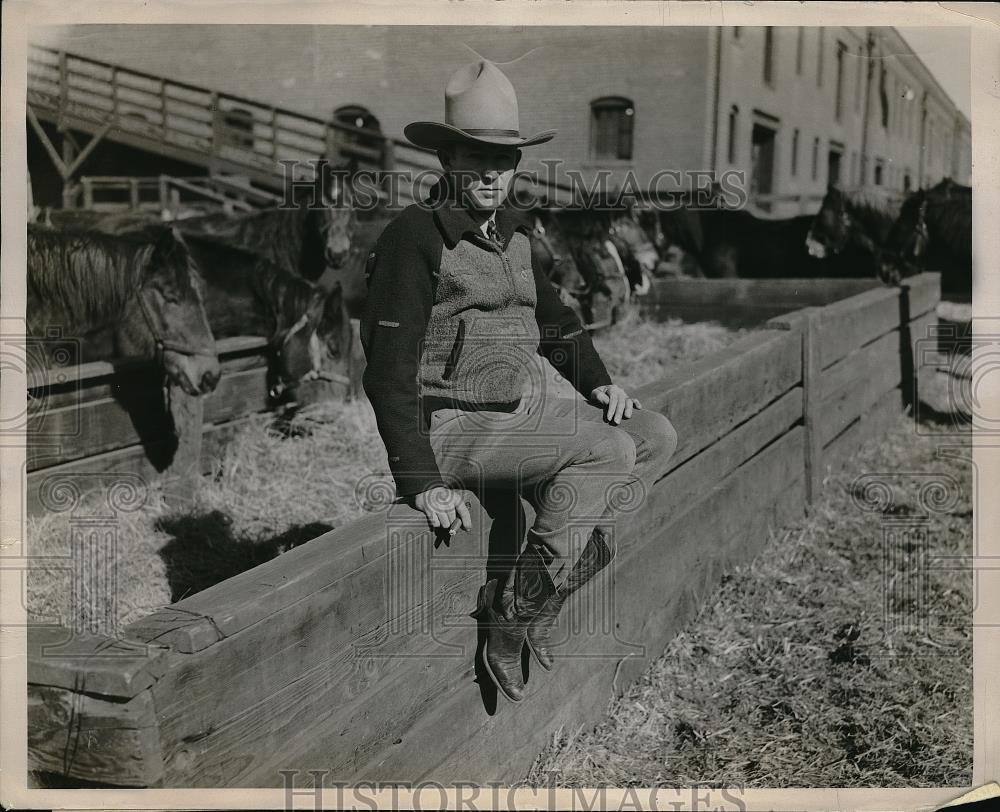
25;274;941;787
25;335;352;516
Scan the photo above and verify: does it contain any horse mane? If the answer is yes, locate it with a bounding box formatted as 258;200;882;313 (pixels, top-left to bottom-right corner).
27;224;157;327
831;186;899;241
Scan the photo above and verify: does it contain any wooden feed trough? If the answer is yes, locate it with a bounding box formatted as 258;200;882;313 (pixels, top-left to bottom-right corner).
25;274;941;787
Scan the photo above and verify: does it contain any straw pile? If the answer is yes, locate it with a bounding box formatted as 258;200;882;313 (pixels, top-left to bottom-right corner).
527;412;972;787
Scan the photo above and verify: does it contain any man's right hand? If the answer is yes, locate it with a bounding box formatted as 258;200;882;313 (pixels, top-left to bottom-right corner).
414;486;472;535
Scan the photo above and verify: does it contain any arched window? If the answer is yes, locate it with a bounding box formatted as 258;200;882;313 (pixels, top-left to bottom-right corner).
333;104;381;134
590;96;634;161
727;105;739;164
220;107;254;150
331;104;384;163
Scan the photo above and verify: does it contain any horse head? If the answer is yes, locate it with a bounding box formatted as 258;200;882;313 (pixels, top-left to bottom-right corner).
882;193;930;284
132;226;221;396
317;156;360;272
607;208;657;294
528;210;589;297
805;184;852;259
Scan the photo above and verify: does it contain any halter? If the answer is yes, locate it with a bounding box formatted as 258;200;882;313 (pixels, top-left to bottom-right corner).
132;265;217;365
533;216;591;295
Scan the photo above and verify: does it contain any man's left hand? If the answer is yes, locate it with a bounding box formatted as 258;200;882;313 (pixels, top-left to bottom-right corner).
590;384;642;425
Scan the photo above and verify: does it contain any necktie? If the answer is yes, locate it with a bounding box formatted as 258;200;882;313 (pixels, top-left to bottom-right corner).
486;218;501;246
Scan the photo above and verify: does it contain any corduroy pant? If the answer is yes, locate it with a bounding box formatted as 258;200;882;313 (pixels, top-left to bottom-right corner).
427;393;679;589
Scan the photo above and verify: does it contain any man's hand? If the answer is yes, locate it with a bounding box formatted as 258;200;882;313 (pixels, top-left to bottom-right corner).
414;486;472;535
590;384;642;425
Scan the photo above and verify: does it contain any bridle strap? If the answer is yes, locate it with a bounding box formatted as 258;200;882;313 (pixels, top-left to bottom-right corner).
133;278;215;361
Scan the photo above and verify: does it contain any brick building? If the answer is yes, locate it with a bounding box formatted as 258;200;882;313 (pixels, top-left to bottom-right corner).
32;24;970;216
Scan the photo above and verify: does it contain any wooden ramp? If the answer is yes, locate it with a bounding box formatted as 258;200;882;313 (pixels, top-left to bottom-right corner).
25;275;941;787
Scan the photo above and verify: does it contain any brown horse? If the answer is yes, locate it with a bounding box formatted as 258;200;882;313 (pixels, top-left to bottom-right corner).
883;178;971;298
178;232;347;400
173;159;359;285
27;223;220;395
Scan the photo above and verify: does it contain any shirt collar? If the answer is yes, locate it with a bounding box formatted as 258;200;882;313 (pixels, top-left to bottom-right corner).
426;176;528;250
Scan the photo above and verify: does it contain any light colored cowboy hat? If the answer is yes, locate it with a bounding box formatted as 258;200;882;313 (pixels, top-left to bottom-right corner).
404;60;557;150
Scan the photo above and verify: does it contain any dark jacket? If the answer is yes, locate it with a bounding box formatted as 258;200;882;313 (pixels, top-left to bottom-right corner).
361;179;613;498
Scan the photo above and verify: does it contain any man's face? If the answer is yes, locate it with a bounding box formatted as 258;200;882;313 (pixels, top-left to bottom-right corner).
442;143;521;212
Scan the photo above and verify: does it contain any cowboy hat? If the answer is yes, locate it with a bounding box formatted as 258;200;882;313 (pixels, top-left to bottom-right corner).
404;60;557;150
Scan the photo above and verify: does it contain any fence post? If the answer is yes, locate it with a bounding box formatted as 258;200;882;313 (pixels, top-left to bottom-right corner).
897;280;915;416
766;307;824;508
163;383;204;508
801;308;824;507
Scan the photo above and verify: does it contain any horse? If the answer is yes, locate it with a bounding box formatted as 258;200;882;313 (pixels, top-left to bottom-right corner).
178;232;348;400
26;223;220;396
173;159;359;285
606;207;658;295
883;178;971;298
542;208;634;329
38;214;347;400
636;205;707;278
805;185;899;280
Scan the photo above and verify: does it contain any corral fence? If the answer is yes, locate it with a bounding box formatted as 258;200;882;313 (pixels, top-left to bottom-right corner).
26;336;354;518
25;273;941;787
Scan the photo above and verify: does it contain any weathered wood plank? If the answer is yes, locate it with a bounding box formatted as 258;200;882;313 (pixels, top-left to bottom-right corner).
27;335;267;391
350;428;806;784
30;349;269;412
908;309;942;408
638;328;800;472
28;626;169;699
645;277;879;310
26;412;261;516
425;469;807;785
824;387;905;475
820;331;903;446
901;272;942;320
817;286;900;370
125;340;802;658
28;684;164;787
28;366;271;472
139;388;801;780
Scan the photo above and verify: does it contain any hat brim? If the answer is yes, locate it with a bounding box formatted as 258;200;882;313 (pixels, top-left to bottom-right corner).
404;121;557;150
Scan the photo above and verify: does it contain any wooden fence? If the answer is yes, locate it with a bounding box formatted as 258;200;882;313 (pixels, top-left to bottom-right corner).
25;273;940;787
25;335;353;517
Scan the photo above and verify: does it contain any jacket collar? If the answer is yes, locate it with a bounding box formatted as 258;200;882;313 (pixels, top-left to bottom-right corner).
426;176;528;250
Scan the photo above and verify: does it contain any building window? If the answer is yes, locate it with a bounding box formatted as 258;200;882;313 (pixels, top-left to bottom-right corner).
796;27;804;75
763;27;775;86
332;104;383;159
874;158;884;186
817;29;825;87
727;105;739;164
827;147;842;186
835;41;847;121
850;150;858;184
791;128;799;176
751;122;777;211
219;107;255;150
811;136;819;180
590;96;634;161
904;171;912;192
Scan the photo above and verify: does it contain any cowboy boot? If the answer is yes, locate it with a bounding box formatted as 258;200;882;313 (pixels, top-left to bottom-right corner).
471;545;556;702
525;525;615;672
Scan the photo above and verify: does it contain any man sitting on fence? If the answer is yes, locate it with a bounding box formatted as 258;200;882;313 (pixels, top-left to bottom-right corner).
360;59;679;703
